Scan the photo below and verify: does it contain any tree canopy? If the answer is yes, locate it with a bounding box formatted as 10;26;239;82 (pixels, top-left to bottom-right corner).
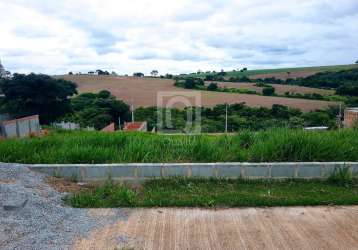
262;86;276;96
68;90;130;130
0;73;77;123
174;77;204;89
135;103;338;132
133;72;144;77
207;82;218;91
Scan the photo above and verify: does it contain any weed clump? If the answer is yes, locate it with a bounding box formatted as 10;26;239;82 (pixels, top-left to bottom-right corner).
328;166;353;187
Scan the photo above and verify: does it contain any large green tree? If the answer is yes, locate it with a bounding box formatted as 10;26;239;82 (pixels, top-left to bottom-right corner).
0;73;77;123
69;90;130;130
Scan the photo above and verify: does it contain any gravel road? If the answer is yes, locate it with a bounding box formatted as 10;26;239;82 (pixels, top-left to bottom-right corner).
0;164;129;250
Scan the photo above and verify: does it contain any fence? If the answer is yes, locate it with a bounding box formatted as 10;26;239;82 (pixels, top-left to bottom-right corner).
0;115;40;138
52;122;80;130
52;122;95;131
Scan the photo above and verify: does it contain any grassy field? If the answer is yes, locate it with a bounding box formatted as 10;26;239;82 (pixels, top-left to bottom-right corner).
205;81;335;96
1;129;358;164
57;75;336;112
188;64;358;79
65;177;358;208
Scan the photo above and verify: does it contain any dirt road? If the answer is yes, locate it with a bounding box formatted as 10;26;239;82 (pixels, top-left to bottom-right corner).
74;206;358;250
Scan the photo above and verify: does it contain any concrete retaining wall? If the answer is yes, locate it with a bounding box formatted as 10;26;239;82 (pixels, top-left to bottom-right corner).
27;162;358;182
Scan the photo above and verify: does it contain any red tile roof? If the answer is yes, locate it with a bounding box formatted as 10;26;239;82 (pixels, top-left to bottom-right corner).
123;122;146;131
101;123;115;132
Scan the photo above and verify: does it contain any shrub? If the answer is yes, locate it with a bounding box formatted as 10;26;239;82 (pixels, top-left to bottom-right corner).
263;86;275;96
328;166;353;187
207;83;218;91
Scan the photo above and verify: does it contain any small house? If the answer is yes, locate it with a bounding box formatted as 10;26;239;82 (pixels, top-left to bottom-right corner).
123;122;147;132
344;108;358;128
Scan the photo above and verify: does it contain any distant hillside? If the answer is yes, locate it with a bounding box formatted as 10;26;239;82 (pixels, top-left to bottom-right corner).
187;64;358;80
57;75;336;112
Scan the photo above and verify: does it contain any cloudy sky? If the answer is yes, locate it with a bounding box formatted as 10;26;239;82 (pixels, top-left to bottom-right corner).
0;0;357;75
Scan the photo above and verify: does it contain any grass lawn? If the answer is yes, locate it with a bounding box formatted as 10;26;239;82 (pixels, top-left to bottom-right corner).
65;178;358;208
1;129;358;163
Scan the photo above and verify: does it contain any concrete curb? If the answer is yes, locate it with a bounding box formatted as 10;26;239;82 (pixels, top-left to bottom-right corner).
18;162;358;182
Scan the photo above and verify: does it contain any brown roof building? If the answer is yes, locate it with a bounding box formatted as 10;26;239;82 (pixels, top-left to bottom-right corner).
101;123;115;132
123;122;147;132
344;108;358;128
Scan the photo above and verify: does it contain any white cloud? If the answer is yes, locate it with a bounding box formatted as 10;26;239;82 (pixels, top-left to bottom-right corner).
0;0;357;75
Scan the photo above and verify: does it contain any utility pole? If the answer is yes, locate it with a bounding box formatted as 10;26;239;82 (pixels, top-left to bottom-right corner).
225;103;228;133
131;99;135;123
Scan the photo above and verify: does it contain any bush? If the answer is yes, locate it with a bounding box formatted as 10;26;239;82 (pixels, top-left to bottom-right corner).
328;166;353;187
66;181;137;208
263;86;276;96
302;112;331;127
336;84;358;96
207;83;218;91
255;82;270;88
174;77;205;89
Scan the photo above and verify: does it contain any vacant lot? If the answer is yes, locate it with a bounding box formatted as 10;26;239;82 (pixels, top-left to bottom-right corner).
58;75;335;111
3;164;358;250
207;81;335;96
1;129;358;164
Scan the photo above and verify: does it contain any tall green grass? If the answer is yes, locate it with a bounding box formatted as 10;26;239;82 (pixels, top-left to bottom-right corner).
0;129;358;163
65;178;358;208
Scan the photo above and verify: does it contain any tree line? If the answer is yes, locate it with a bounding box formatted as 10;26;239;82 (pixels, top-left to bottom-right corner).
0;73;340;132
173;68;358;105
0;74;130;129
135;104;338;133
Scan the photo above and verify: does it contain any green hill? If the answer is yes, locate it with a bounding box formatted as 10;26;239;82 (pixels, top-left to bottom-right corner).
187;64;358;78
